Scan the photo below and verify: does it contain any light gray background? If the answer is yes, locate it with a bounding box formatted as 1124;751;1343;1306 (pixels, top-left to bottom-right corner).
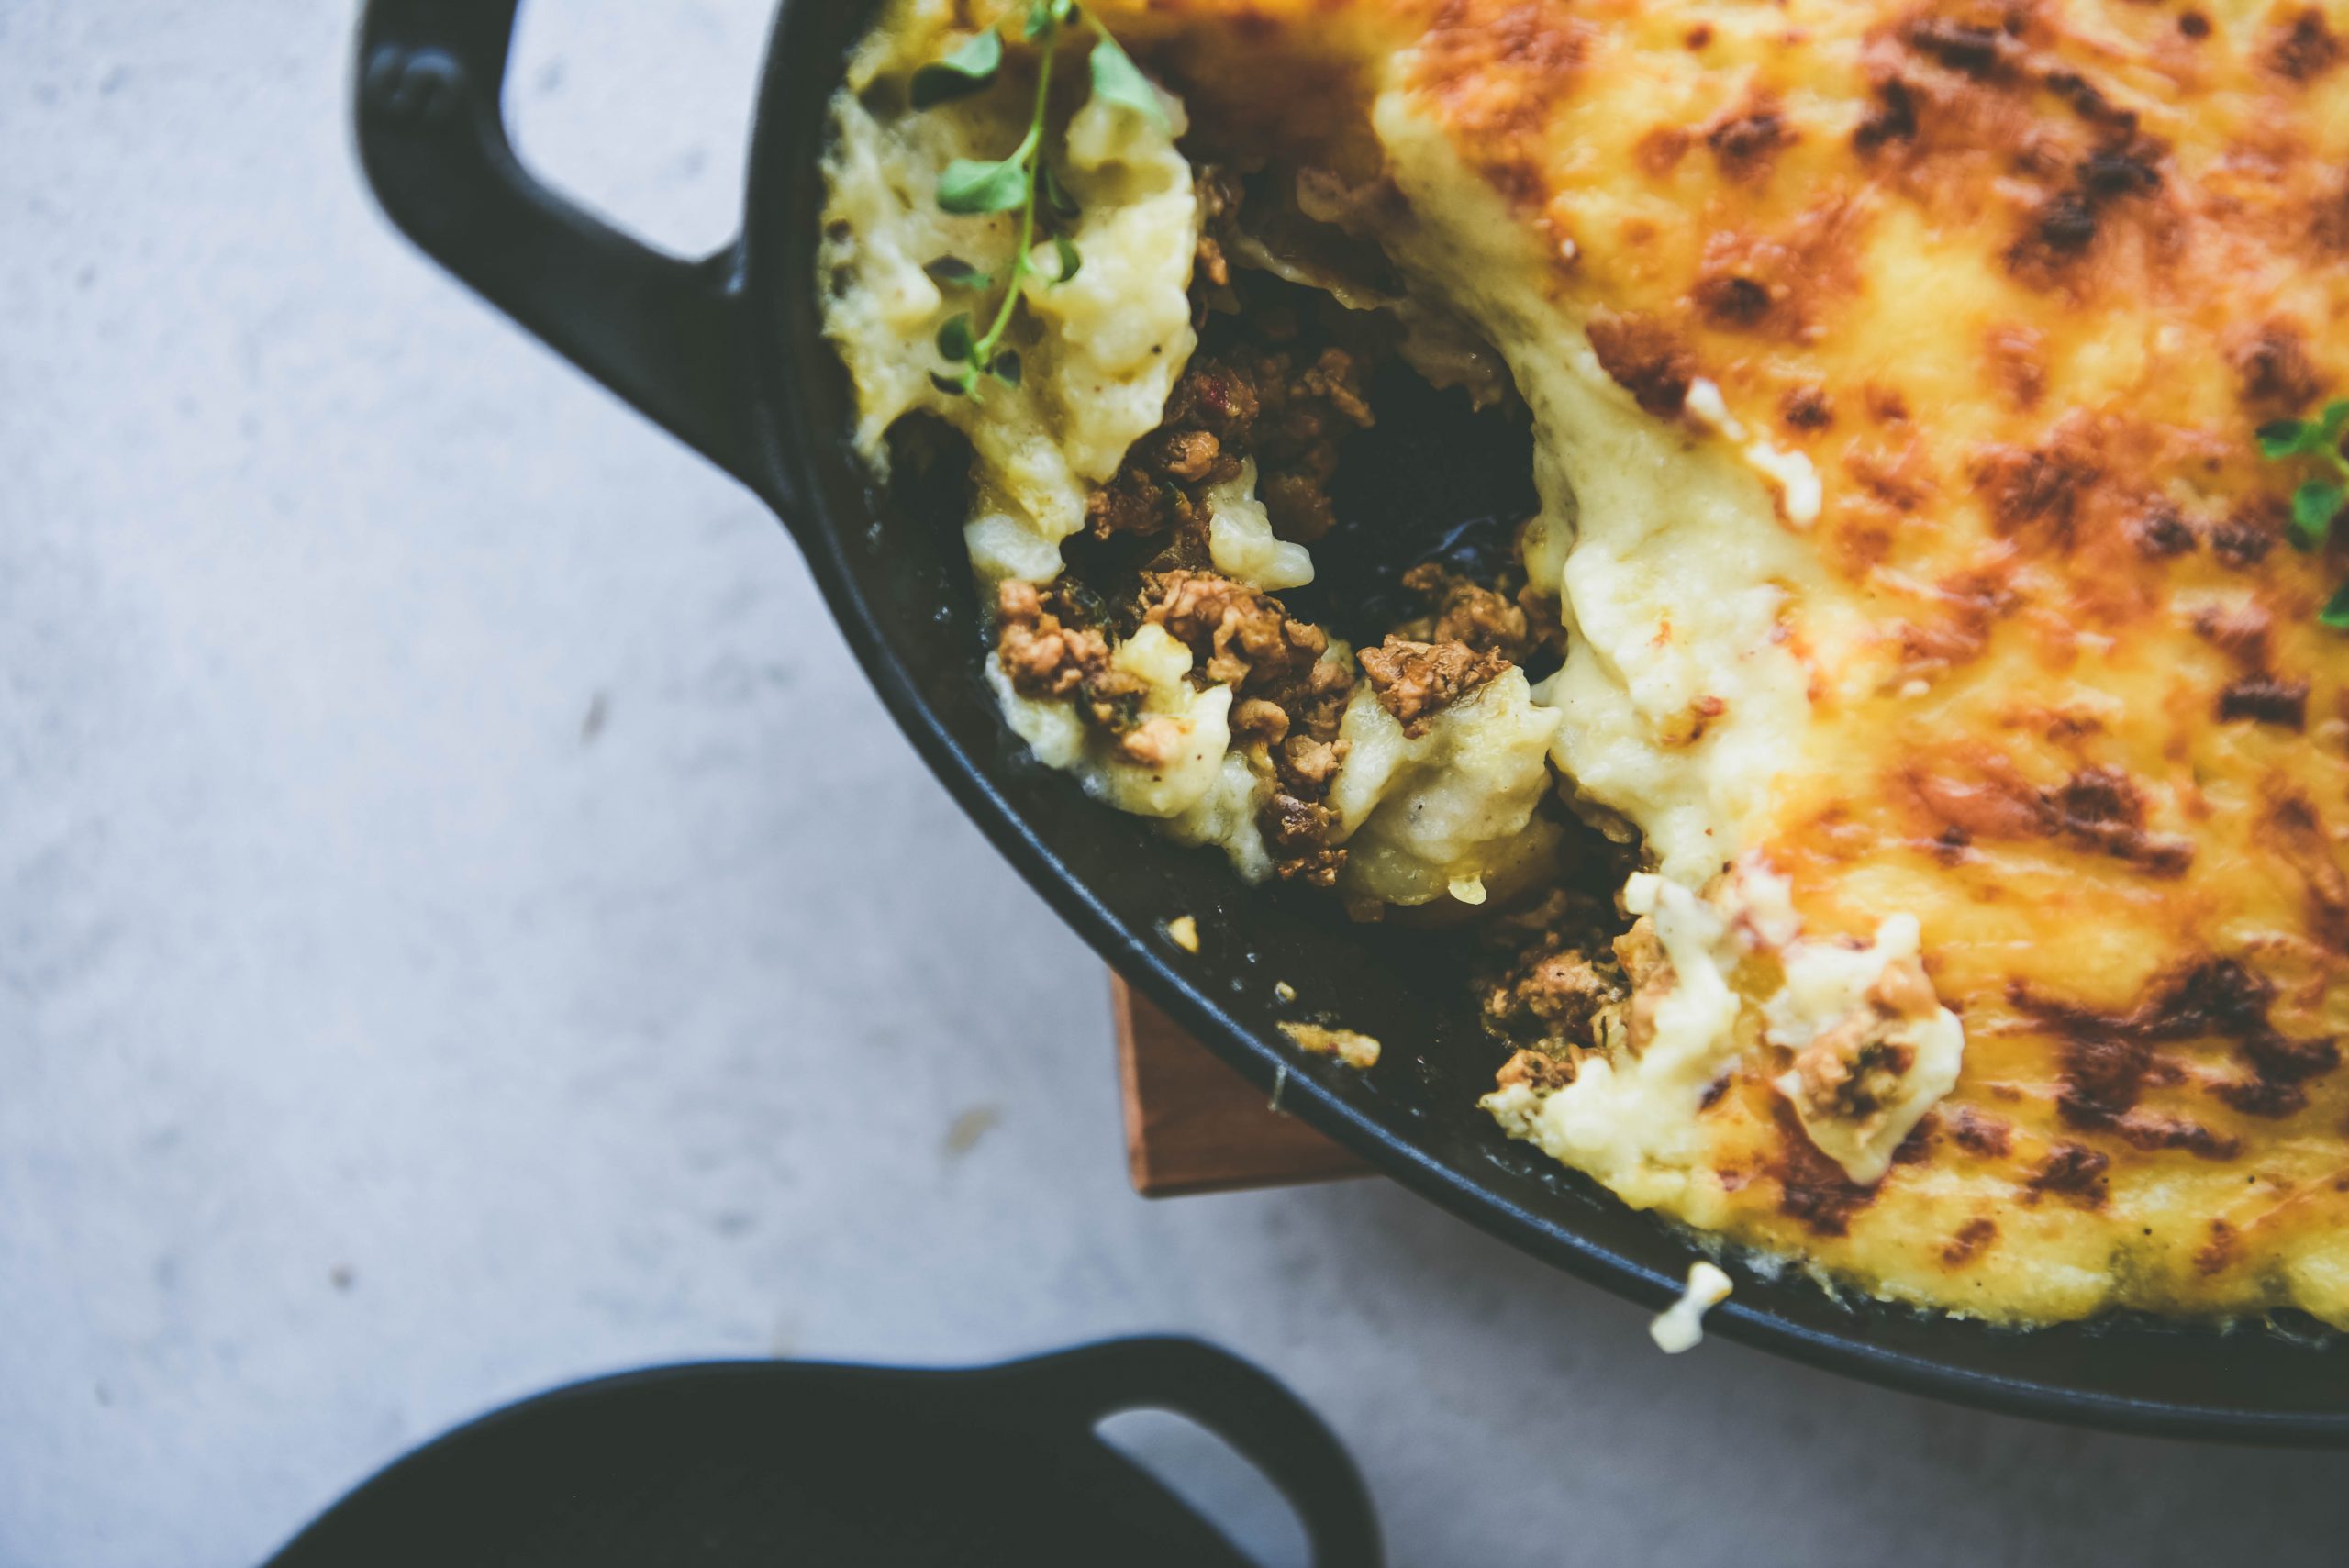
4;3;2343;1563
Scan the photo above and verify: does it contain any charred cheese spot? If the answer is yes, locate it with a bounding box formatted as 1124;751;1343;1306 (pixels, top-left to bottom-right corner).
2212;505;2282;568
2131;500;2198;559
2217;677;2310;729
2264;6;2340;81
1694;271;1772;328
1771;1098;1887;1236
2231;319;2328;415
2194;1218;2239;1275
1942;1215;1998;1266
1947;1106;2013;1158
1704;95;1794;183
1584;309;1694;417
1781;385;1834;429
2027;1142;2112;1208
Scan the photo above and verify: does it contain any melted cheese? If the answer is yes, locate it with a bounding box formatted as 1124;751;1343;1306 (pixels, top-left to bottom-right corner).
1371;101;1838;889
1486;872;1753;1207
1329;671;1564;906
1650;1261;1736;1353
1205;462;1317;590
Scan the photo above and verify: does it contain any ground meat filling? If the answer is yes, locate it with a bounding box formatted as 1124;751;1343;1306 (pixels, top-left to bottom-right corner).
1193;164;1238;294
996;578;1148;730
1495;1047;1576;1095
1479;886;1640;1088
1357;635;1513;737
1390;561;1567;670
1139;568;1354;884
1084;171;1378;552
996;165;1560;893
1502;948;1623;1036
1081;361;1248;546
1486;918;1638;1098
1141;568;1329;692
994;564;1356;882
993;181;1419;889
1241;339;1376;542
1085;337;1376;548
1612;918;1674;1052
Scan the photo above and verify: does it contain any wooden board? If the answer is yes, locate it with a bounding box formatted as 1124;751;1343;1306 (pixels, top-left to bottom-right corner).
1111;975;1370;1197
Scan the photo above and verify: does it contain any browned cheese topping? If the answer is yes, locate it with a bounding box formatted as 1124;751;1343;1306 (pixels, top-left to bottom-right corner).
1027;0;2349;1322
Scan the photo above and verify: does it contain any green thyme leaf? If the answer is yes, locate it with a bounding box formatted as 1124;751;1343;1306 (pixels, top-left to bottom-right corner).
2323;582;2349;629
1039;161;1080;219
1088;33;1168;129
2249;401;2349;627
938;156;1031;215
925;9;1143;410
910;29;1004;109
1025;0;1074;39
2259;419;2317;460
2293;480;2345;549
924;256;994;289
935;312;975;363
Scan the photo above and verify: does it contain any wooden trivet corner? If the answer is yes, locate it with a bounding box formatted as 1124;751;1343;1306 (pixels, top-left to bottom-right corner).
1110;974;1369;1197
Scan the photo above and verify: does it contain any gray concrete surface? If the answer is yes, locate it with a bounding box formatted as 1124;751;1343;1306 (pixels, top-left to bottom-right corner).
4;3;2345;1563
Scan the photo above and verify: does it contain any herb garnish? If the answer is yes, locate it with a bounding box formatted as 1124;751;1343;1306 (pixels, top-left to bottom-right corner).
909;28;1004;110
912;0;1168;398
2256;400;2349;628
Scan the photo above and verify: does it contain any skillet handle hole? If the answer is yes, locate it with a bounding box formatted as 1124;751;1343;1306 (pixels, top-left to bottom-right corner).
1096;1407;1313;1568
505;0;764;260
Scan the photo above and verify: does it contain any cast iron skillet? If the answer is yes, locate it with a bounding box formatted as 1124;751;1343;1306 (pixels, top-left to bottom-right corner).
352;0;2349;1440
263;1338;1379;1565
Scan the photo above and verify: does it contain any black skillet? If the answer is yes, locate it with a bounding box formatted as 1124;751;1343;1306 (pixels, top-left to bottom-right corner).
262;1338;1380;1565
352;0;2349;1440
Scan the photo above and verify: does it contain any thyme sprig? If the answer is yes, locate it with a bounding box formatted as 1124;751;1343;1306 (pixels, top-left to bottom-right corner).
912;0;1168;397
2256;400;2349;628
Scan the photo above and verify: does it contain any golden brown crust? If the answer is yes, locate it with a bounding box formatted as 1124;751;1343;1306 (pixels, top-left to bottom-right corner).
1076;0;2349;1324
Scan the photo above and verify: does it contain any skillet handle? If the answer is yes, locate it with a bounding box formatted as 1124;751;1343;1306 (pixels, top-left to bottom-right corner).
1009;1336;1386;1568
352;0;772;498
